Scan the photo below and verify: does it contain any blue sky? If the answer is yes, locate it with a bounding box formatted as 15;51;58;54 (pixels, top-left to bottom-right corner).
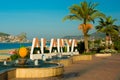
0;0;120;40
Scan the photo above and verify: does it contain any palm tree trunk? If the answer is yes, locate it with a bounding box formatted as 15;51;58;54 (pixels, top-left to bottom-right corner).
84;34;89;52
83;19;89;52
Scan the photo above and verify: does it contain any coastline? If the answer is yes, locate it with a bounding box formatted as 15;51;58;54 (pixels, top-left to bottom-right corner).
0;49;14;54
0;49;14;61
0;47;30;61
0;42;32;50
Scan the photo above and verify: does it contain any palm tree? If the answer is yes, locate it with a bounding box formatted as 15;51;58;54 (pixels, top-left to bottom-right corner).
96;16;119;49
96;16;119;41
63;1;105;52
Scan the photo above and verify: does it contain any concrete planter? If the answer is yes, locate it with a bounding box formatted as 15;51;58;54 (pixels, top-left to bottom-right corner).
95;53;112;57
51;58;73;67
72;55;92;62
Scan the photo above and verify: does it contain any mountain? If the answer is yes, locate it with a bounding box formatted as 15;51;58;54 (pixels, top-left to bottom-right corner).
63;32;106;39
0;32;10;36
62;35;81;39
90;32;106;38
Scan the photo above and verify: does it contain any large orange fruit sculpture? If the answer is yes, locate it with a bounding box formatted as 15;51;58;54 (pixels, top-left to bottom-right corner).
19;47;28;58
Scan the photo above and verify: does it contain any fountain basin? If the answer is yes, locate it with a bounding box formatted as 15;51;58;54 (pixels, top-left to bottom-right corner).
0;62;64;79
16;64;63;78
0;68;16;80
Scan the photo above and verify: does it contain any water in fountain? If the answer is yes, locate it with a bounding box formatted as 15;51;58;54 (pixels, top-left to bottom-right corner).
0;58;60;71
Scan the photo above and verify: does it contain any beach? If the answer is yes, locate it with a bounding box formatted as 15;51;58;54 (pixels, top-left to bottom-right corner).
0;49;14;54
0;42;32;61
0;49;12;61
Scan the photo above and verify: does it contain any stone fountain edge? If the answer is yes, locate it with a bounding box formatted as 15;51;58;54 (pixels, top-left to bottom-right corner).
0;63;64;79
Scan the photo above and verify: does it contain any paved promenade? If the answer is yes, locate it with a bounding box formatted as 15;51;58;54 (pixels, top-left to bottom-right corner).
12;54;120;80
62;54;120;80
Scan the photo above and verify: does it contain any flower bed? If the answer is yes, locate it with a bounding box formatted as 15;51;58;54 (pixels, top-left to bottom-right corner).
100;49;117;53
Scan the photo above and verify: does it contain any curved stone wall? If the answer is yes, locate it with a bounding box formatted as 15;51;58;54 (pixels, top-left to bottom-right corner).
0;68;16;80
16;64;64;78
0;64;64;79
52;58;73;67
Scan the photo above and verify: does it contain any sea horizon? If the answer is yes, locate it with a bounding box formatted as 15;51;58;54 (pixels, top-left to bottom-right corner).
0;42;32;50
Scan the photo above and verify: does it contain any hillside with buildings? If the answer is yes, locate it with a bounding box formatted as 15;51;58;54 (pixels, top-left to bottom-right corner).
0;32;30;43
0;32;10;36
63;32;106;40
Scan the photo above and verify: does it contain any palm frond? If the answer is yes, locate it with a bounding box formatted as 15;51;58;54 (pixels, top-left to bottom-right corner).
105;16;117;25
90;12;105;23
112;25;119;32
89;1;99;10
96;25;103;30
69;4;81;15
62;15;81;22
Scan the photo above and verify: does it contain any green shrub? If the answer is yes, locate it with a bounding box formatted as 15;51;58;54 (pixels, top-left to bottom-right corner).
33;47;41;54
114;41;120;52
100;49;117;53
77;41;85;54
10;54;20;61
63;47;67;52
96;46;106;53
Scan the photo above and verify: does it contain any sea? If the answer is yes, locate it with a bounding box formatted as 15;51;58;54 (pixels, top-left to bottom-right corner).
0;42;50;50
0;42;32;50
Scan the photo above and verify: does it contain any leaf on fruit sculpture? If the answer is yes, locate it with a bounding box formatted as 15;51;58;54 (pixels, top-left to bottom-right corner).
19;47;28;58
